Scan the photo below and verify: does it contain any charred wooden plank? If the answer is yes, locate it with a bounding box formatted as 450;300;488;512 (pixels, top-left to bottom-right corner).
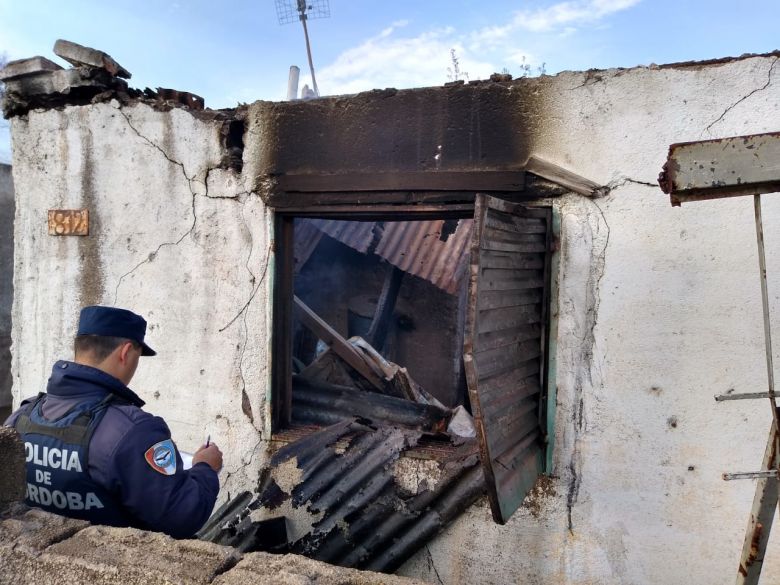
293;295;385;391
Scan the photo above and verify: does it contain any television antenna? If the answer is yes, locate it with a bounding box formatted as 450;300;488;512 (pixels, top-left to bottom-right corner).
275;0;330;97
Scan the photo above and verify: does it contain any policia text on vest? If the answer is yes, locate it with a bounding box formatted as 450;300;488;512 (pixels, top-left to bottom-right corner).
24;441;104;511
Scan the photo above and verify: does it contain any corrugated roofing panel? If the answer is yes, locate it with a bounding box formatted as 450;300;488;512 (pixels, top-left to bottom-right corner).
375;219;472;294
200;419;485;573
306;218;376;254
300;218;473;295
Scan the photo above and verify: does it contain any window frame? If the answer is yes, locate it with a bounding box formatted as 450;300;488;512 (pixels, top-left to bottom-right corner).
269;198;557;522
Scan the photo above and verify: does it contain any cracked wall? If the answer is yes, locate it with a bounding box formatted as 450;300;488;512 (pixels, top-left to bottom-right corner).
7;51;780;585
396;54;780;584
9;99;270;498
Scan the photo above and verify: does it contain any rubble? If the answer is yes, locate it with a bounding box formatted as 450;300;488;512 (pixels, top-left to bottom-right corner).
0;39;212;118
200;419;486;574
0;56;62;81
53;39;131;79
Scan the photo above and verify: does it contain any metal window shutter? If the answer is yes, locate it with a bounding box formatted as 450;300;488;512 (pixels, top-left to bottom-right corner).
464;194;552;524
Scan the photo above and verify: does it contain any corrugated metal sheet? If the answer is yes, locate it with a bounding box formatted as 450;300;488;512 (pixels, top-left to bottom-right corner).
375;219;472;294
293;218;324;273
306;218;376;254
463;195;551;525
199;419;485;573
298;218;473;294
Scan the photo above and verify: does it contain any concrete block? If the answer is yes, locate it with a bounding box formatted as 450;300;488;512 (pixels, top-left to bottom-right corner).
43;525;239;584
53;39;131;79
2;68;111;98
0;507;89;554
0;426;25;505
0;56;63;81
213;551;427;585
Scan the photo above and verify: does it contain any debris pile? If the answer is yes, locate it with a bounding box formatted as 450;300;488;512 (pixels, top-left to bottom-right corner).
199;419;485;573
201;219;486;572
0;39;205;117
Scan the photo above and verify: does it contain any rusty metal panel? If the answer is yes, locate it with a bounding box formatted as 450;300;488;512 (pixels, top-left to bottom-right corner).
306;218;376;254
659;131;780;205
375;219;472;294
463;194;550;524
47;209;89;236
301;217;473;294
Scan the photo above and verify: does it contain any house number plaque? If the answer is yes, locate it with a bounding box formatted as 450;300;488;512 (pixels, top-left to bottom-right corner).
48;209;89;236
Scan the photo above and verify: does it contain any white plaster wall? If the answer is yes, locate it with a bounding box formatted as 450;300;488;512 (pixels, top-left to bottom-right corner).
399;55;780;584
10;101;271;497
9;53;780;585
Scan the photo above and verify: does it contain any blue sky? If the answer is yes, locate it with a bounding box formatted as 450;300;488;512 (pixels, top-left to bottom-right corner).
1;0;780;163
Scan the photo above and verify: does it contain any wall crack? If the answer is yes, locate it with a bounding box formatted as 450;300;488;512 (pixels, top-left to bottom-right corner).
223;436;265;491
425;545;445;585
112;105;236;303
603;176;658;195
703;56;778;136
562;196;610;534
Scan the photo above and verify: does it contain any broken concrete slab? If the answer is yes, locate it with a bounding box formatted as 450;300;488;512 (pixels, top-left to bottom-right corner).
0;56;63;81
0;506;89;554
213;551;427;585
44;525;239;583
2;68;114;98
0;426;25;506
53;39;131;79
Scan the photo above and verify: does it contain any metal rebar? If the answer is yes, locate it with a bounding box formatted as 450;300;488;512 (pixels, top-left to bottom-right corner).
715;392;774;402
723;470;779;481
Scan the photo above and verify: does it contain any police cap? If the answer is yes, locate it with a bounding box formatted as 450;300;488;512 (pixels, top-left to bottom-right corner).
77;306;157;356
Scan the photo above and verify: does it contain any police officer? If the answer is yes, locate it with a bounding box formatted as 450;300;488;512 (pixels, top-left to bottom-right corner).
3;306;223;538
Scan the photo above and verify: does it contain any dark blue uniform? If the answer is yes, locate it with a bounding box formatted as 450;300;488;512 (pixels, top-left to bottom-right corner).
4;360;219;539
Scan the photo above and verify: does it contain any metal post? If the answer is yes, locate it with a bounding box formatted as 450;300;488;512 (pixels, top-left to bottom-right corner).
733;194;780;585
735;424;779;584
753;194;780;428
300;13;319;97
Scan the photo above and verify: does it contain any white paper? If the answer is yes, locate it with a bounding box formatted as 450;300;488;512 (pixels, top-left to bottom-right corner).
180;451;194;470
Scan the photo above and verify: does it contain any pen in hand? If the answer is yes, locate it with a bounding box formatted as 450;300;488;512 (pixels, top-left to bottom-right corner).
205;435;210;448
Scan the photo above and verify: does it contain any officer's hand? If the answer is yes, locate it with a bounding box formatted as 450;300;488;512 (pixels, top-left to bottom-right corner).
193;443;223;473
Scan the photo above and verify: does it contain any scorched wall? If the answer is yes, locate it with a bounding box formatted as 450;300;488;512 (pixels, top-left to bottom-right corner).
7;51;780;584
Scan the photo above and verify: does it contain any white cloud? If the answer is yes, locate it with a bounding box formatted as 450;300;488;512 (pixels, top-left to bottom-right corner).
311;0;641;97
507;0;640;33
316;26;494;96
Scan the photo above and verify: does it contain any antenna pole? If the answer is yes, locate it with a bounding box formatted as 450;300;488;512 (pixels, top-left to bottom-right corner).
298;2;319;97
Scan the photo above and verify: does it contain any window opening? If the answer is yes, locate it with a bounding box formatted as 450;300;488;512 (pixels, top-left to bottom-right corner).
272;196;553;524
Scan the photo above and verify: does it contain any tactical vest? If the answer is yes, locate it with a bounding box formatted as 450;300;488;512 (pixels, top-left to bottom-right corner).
12;393;133;526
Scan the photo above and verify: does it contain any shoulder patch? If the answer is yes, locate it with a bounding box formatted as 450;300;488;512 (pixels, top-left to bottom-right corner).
144;439;177;476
